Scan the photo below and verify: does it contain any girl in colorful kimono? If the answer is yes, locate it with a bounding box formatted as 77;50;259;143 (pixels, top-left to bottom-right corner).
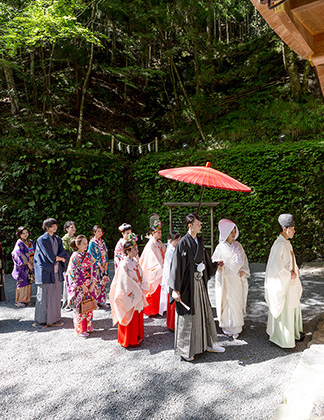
66;235;100;337
0;241;6;302
212;219;250;339
110;240;149;347
88;225;109;308
139;220;166;317
11;226;35;307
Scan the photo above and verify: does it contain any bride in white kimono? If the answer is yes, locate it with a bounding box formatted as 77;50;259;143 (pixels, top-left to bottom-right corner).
212;219;250;338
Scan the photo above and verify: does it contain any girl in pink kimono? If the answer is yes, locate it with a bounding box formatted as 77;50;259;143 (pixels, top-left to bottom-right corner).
110;240;149;347
66;235;100;337
139;220;166;317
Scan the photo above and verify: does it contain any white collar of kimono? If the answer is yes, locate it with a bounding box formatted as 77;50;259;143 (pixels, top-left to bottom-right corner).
218;219;239;243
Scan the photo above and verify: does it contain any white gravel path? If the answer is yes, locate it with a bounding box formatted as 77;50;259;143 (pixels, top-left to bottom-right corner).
1;263;323;420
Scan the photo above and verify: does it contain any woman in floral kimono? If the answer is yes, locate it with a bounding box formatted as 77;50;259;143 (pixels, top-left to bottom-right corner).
66;235;100;337
88;225;109;308
110;240;149;347
212;219;250;339
139;220;166;317
11;226;35;307
0;241;6;302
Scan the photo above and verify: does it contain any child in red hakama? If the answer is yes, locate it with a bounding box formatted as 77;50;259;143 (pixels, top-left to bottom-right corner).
139;220;166;317
110;238;149;348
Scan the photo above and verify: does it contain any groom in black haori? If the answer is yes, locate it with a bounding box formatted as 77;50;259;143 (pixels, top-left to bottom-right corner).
169;214;225;361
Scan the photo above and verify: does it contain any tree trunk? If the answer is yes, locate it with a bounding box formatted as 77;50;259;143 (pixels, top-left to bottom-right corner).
169;59;179;108
76;2;95;149
301;60;311;94
218;19;222;42
282;42;301;100
40;47;48;114
75;59;81;112
48;43;55;124
226;20;230;44
30;50;38;109
171;59;206;143
194;40;200;95
3;61;19;115
161;76;177;131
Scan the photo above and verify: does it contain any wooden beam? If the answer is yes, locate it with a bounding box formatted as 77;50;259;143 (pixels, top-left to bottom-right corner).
163;202;220;207
250;0;313;58
282;1;316;51
310;53;324;66
315;64;324;98
290;0;324;13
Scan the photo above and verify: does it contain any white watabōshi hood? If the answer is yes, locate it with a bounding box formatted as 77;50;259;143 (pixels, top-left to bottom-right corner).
218;219;239;243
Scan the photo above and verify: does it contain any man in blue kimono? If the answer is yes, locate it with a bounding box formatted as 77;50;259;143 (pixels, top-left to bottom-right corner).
34;218;68;328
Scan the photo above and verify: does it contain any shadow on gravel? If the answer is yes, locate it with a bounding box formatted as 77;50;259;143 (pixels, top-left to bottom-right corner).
0;318;36;333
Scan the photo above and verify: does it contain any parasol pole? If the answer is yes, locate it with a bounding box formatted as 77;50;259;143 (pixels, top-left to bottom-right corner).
197;186;205;215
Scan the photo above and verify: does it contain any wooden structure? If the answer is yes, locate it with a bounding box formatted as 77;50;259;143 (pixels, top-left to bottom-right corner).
163;202;220;252
251;0;324;97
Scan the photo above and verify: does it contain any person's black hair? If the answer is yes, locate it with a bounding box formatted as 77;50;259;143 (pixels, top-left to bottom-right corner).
123;240;133;255
169;231;181;241
64;221;75;232
185;213;200;227
121;224;132;233
16;226;29;238
278;223;283;233
91;225;103;237
42;218;58;231
70;235;87;251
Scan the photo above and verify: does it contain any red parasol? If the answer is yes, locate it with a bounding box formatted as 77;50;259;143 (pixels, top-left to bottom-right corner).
158;162;251;213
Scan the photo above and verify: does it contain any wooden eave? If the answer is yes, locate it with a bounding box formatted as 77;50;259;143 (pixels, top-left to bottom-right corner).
250;0;324;96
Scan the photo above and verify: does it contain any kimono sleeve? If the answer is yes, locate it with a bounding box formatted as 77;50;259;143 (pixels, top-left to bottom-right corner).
88;240;98;261
204;247;217;280
57;237;69;259
239;243;250;277
37;237;57;264
265;241;292;318
168;243;183;292
12;242;28;267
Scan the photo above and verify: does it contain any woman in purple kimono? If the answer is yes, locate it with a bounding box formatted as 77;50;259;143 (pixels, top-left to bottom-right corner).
11;226;35;307
66;235;100;337
33;218;68;328
88;225;109;308
0;241;6;302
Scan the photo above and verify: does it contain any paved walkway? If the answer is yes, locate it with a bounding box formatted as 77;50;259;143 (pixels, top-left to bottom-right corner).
270;262;324;420
0;261;323;420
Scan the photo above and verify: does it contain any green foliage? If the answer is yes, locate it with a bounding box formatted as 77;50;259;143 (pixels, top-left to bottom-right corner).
132;140;324;263
0;142;129;255
1;139;324;265
0;0;101;56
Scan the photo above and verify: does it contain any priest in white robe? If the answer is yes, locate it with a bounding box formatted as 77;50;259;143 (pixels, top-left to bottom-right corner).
212;219;250;339
265;214;303;348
